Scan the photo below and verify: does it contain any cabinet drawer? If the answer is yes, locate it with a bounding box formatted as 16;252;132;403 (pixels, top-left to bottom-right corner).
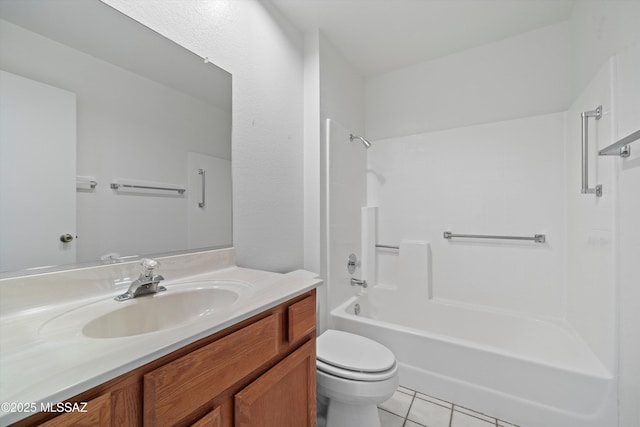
144;314;279;426
287;294;316;344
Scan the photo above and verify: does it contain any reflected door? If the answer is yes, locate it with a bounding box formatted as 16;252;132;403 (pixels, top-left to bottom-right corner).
0;70;76;271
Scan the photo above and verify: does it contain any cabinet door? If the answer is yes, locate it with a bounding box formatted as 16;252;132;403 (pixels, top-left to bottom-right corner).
235;339;316;427
38;394;111;427
190;406;221;427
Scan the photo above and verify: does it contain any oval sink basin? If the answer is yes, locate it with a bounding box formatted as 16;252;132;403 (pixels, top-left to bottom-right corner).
83;288;238;338
39;280;253;339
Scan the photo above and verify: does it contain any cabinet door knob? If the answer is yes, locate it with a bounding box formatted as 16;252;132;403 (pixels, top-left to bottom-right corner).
60;233;74;243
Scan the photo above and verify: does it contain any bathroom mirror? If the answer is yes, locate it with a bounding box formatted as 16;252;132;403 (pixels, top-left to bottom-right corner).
0;0;232;275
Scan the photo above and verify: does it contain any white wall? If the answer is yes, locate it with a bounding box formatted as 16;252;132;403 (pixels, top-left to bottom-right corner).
368;113;567;317
319;35;366;135
569;1;640;100
303;30;321;276
366;22;569;139
103;0;305;272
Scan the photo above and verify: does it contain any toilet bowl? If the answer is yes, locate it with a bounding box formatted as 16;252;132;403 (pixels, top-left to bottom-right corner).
316;329;399;427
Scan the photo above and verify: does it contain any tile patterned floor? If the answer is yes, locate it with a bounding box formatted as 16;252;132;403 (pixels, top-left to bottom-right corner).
378;386;520;427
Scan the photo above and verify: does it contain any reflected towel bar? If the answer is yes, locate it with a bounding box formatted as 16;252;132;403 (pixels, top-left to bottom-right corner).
376;244;400;250
443;231;546;243
110;183;186;194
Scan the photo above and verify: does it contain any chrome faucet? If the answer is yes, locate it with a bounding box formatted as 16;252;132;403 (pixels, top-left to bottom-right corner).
350;278;368;288
114;258;166;301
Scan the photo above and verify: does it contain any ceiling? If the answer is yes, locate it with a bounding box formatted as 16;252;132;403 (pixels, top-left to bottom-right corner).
270;0;576;77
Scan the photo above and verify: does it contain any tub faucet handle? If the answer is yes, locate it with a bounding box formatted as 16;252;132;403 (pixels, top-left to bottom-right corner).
350;278;368;288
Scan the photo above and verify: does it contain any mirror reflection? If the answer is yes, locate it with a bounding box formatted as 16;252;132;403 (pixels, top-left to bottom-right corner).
0;0;232;274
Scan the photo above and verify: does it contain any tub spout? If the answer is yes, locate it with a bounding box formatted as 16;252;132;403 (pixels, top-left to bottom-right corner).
350;278;368;288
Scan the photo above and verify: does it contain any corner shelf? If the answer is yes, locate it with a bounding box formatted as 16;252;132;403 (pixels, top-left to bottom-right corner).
599;129;640;158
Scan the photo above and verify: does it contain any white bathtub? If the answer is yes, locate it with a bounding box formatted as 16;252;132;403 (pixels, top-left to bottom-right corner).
330;286;616;427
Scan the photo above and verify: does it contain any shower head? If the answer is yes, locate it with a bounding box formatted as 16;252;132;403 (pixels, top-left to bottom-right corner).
350;134;372;149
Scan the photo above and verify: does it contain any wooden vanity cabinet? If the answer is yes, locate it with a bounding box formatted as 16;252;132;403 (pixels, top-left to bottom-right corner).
14;290;316;427
38;394;113;427
234;339;315;426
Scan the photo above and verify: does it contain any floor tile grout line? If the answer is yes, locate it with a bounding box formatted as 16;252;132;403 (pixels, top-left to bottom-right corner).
382;406;405;420
396;387;417;396
454;403;496;418
403;391;417;426
389;385;519;427
379;407;406;426
415;394;453;410
453;404;500;425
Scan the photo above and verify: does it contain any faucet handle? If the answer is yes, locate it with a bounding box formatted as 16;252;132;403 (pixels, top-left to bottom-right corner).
140;258;159;276
350;278;368;288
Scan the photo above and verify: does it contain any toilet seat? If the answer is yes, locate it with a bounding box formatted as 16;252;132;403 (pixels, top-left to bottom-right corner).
317;330;398;381
317;358;398;381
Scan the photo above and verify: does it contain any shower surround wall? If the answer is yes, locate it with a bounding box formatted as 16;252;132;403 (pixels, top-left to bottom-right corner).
367;112;567;318
366;22;572;320
565;58;617;374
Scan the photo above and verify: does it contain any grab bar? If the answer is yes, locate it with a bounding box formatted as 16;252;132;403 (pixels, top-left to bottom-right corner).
581;105;602;197
443;231;545;243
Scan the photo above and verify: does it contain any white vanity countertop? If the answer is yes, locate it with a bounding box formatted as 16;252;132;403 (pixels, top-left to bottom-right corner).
0;249;321;425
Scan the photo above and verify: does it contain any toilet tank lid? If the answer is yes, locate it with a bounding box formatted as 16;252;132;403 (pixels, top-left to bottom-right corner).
317;329;396;373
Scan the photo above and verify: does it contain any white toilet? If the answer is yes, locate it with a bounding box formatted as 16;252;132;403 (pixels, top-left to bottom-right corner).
316;329;399;427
